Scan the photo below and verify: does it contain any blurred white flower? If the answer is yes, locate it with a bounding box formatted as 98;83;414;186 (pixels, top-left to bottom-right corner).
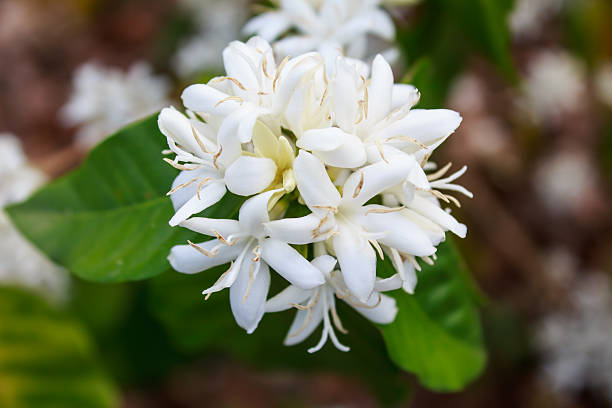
448;73;487;115
243;0;397;61
521;50;586;124
0;134;68;300
173;0;248;78
538;272;612;401
61;62;170;149
595;62;612;109
509;0;566;39
266;253;397;352
534;151;596;214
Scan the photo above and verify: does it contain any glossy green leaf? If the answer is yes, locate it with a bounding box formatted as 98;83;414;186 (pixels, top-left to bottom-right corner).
5;115;244;282
0;286;117;408
379;240;486;391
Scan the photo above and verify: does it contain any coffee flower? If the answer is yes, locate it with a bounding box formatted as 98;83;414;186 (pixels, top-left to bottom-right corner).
163;37;470;349
243;0;396;61
169;190;325;333
266;253;398;352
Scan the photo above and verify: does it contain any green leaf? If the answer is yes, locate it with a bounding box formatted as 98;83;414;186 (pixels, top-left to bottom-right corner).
379;240;486;391
6;115;244;282
0;286;117;408
148;269;411;405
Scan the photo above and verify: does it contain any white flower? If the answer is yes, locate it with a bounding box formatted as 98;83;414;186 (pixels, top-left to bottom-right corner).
182;37;328;147
595;62;612;109
296;55;461;171
243;0;396;61
0;134;68;300
159;107;286;226
534;151;597;214
509;0;567;39
520;50;586;124
266;253;398;352
0;134;46;206
537;272;612;401
61;62;170;148
169;190;325;333
270;150;437;301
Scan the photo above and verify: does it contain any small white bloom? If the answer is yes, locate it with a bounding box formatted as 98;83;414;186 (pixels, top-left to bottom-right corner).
534;151;597;214
61;62;170;148
538;272;612;401
0;134;68;300
243;0;396;61
159;107;281;226
169;190;325;333
509;0;567;39
277;151;437;301
297;55;461;169
595;62;612;109
266;253;398;353
520;50;586;124
182;37;327;147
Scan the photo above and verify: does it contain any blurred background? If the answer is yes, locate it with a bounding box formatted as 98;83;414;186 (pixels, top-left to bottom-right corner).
0;0;611;407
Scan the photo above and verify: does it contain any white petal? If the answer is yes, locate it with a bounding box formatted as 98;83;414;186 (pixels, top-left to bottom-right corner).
332;224;376;302
409;195;467;238
168;239;244;274
237;189;278;237
332;59;359;131
375;274;403;292
264;213;334;245
216;109;255;166
379;109;462;152
182;84;238;116
179;217;241;239
367;55;393;123
169;168;218;212
284;300;325;346
169;182;226;227
158;107;201;156
350;293;397;324
273;53;321;114
311;255;337;275
261;238;325;289
242;12;291;41
297;128;346;152
391;84;420;109
230;260;271;333
401;209;446;247
225;156;277;196
362;207;436;256
342;159;412;207
293;151;341;211
273;36;319;58
223;41;260;91
266;285;312;312
315;136;367;168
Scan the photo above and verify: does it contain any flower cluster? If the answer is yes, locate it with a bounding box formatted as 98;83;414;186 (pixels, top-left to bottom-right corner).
162;3;469;352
